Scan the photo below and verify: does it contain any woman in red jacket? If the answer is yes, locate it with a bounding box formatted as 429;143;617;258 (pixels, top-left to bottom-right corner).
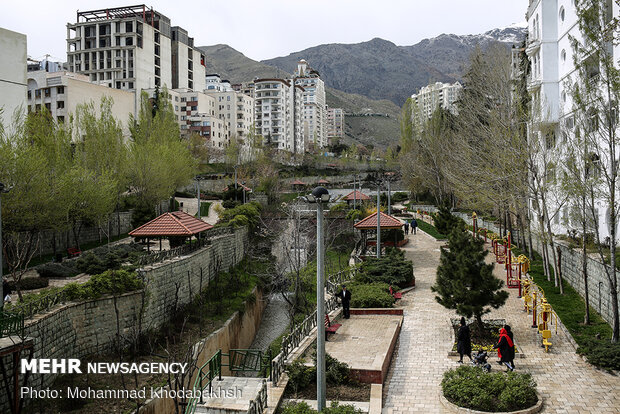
493;325;515;371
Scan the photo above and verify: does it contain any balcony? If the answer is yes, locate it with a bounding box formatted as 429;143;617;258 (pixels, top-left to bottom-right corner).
527;75;542;92
525;38;541;56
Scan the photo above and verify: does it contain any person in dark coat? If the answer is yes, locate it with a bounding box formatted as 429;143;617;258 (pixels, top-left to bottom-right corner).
411;219;418;234
404;222;410;235
457;317;472;363
504;325;515;368
493;326;515;371
336;285;352;319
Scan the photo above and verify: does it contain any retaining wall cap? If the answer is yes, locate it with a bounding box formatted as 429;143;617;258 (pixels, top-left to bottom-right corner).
440;391;543;414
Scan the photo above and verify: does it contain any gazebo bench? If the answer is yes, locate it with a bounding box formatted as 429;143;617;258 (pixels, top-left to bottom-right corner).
67;247;81;258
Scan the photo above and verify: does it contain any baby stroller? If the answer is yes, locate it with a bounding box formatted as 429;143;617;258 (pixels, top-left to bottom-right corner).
472;350;491;372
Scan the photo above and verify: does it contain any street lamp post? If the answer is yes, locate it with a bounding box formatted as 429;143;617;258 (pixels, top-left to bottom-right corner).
242;181;247;204
233;165;239;202
304;186;330;412
0;182;10;310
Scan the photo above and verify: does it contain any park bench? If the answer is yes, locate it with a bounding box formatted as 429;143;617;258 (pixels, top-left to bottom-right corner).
67;247;81;258
325;314;341;339
542;330;552;352
389;286;402;300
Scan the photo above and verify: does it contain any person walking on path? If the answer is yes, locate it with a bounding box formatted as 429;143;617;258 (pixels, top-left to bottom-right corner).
336;285;352;319
411;219;418;234
404;222;410;235
493;326;515;371
457;317;472;363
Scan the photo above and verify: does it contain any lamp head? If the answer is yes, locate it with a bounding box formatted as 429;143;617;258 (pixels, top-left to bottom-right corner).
305;186;330;203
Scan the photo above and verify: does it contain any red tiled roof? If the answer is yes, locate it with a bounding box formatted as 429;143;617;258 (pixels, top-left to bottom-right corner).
354;211;403;230
292;180;306;185
317;179;329;184
129;211;213;237
343;190;370;201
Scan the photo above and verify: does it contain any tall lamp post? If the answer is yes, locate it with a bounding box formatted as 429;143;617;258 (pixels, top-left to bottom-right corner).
242;181;247;204
0;182;10;310
304;186;330;412
233;164;239;202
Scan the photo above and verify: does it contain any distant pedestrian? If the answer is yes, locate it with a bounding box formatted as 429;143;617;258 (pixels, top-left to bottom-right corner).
493;326;515;371
457;317;472;363
336;285;352;319
411;219;418;234
404;222;410;235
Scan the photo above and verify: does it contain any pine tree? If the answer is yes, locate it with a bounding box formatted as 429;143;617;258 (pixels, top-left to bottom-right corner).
432;205;461;235
432;225;509;330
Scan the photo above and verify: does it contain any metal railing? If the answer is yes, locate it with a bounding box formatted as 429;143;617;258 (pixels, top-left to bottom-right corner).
0;310;24;338
185;349;223;414
247;379;267;414
7;289;69;321
271;267;356;385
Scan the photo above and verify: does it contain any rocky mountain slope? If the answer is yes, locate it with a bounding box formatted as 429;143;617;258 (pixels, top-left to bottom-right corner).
263;26;527;106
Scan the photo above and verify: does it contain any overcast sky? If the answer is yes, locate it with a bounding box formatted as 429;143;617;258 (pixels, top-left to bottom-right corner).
1;0;529;62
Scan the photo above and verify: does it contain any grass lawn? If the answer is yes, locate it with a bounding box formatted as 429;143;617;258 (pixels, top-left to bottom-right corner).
417;219;448;240
199;201;212;217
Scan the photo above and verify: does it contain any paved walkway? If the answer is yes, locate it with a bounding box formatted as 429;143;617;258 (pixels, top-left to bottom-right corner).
382;230;620;413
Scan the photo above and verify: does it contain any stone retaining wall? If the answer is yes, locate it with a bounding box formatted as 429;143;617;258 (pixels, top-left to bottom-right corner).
0;227;249;412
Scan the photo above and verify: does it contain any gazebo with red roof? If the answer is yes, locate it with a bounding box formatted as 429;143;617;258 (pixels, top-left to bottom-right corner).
129;211;213;251
343;190;371;205
354;211;405;256
291;179;306;187
317;178;329;185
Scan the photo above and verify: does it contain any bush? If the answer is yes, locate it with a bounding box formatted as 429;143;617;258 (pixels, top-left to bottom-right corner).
356;248;414;287
285;361;315;396
36;263;79;278
442;365;537;412
64;269;143;301
281;402;363;414
348;282;395;308
7;277;49;291
75;252;107;275
222;199;241;209
392;192;409;203
324;353;351;385
218;201;262;230
577;339;620;371
346;209;362;221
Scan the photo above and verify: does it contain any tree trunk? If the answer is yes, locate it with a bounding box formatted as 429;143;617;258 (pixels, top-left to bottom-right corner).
583;194;591;325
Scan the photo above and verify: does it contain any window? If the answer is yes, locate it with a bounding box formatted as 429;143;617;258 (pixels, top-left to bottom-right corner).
57;85;65;95
126;22;133;32
561;49;566;63
559;6;565;22
44;88;50;97
126;36;133;46
57;116;65;123
57;101;64;109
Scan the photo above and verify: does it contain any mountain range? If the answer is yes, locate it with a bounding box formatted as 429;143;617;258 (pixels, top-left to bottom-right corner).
197;25;526;149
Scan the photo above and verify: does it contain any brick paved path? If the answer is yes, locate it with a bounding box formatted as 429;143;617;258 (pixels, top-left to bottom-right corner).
382;231;620;413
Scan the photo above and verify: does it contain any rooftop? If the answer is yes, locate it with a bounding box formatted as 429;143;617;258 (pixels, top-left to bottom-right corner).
129;211;213;237
354;211;403;230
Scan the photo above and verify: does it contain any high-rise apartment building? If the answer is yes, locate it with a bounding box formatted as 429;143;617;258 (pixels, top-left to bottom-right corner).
524;0;620;238
205;90;255;143
326;107;345;144
66;5;205;94
254;78;304;153
410;81;462;128
294;59;327;150
0;27;27;128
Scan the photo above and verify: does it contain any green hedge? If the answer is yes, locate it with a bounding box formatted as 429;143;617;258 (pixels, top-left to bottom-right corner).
442;365;538;412
356;248;414;287
36;262;80;278
348;282;395;308
281;402;363;414
64;269;143;301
